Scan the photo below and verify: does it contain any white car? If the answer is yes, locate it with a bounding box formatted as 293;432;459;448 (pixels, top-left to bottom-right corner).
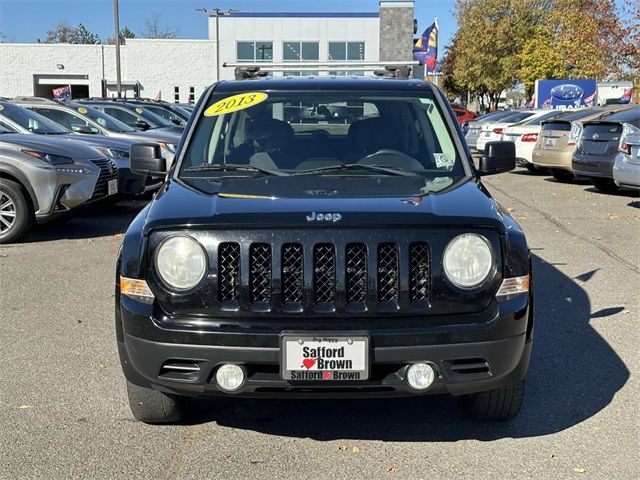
613;130;640;190
476;110;542;153
502;110;565;172
465;110;517;150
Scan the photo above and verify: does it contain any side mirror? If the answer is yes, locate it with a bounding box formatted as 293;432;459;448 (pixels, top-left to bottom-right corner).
479;141;516;176
72;125;96;134
130;143;166;178
135;119;150;130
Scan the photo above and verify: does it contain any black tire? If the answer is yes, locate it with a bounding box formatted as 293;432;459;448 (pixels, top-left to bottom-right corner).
592;178;619;193
466;380;525;421
0;178;34;244
126;380;184;423
551;169;575;182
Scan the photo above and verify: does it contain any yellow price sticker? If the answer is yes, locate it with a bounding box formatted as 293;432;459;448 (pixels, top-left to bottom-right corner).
0;104;3;111
204;92;268;117
135;107;143;114
77;107;87;114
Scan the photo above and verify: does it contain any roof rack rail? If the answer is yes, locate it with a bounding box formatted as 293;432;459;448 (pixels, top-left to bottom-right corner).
223;61;419;80
372;65;412;80
233;66;269;80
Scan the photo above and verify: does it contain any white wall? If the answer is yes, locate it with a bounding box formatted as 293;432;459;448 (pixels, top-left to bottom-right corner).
0;39;216;101
0;14;381;96
209;15;380;80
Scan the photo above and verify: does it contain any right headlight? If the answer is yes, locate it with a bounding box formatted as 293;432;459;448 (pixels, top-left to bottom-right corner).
155;235;207;291
443;233;495;289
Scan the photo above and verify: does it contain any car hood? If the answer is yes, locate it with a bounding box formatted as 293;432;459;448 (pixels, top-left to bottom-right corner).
143;175;509;233
61;134;134;150
0;133;106;159
126;130;182;144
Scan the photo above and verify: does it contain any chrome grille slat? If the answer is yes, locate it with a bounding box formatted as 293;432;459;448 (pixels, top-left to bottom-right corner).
313;244;336;303
218;243;240;302
89;158;118;200
249;243;272;303
409;242;431;302
377;243;399;303
345;243;367;304
281;243;304;304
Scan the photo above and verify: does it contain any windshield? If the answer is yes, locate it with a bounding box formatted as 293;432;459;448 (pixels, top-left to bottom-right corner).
517;110;563;126
68;103;135;132
0;102;67;134
179;90;466;191
131;106;175;127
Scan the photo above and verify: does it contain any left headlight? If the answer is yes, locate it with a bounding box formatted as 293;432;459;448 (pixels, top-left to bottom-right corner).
443;233;495;289
94;147;130;160
21;149;73;165
155;235;207;291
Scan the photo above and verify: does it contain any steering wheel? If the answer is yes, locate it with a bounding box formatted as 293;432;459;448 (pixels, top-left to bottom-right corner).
358;149;425;170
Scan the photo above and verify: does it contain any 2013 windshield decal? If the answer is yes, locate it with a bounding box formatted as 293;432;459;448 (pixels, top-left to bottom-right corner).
306;212;342;222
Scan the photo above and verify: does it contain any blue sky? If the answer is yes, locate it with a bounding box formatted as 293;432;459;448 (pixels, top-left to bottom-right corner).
0;0;458;47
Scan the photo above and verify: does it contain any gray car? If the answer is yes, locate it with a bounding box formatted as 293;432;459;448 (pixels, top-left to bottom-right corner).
0;128;109;243
0;101;145;195
10;97;180;163
572;106;640;192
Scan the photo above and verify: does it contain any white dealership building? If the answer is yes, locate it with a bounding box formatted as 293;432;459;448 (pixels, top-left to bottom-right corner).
0;1;415;102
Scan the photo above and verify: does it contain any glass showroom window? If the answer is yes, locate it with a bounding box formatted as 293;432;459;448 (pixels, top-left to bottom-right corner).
328;42;365;75
283;42;319;75
236;41;273;62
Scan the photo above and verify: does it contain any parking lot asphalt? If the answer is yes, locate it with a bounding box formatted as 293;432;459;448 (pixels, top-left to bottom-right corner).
1;171;638;480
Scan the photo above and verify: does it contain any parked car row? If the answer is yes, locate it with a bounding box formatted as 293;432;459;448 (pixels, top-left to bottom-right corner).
0;97;191;244
465;105;640;193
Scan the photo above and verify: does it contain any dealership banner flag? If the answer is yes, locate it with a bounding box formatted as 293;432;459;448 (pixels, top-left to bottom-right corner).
52;85;71;101
413;22;438;74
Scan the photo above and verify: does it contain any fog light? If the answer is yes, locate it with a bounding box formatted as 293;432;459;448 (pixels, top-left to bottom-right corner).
215;364;245;392
406;363;435;390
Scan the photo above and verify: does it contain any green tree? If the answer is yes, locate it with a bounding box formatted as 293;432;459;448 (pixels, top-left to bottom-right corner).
107;26;136;45
74;23;100;44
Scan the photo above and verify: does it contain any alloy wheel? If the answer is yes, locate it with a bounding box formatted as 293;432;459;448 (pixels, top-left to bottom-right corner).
0;191;17;234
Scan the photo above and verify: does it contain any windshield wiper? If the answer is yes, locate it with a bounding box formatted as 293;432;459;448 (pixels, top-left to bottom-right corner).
182;163;288;177
293;163;419;177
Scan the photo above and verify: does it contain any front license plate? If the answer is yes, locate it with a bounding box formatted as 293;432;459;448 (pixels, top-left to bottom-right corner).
107;179;118;196
281;333;369;381
545;137;556;147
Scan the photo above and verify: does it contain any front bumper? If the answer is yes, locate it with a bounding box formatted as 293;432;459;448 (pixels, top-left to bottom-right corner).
117;294;532;398
571;154;615;179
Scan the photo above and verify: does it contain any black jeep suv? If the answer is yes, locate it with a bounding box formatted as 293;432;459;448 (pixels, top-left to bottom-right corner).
116;74;533;423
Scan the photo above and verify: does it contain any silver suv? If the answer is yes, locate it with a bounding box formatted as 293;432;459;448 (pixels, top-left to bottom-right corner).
0;128;108;243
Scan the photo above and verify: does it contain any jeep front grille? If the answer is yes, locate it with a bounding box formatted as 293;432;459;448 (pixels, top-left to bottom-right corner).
210;239;432;313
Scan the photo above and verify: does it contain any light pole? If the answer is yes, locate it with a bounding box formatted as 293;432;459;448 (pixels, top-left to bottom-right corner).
113;0;122;97
197;8;237;81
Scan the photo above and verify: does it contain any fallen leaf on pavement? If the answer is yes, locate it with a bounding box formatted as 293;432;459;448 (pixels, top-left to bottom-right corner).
338;445;347;451
19;405;30;409
352;446;360;454
573;467;587;473
386;466;399;473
